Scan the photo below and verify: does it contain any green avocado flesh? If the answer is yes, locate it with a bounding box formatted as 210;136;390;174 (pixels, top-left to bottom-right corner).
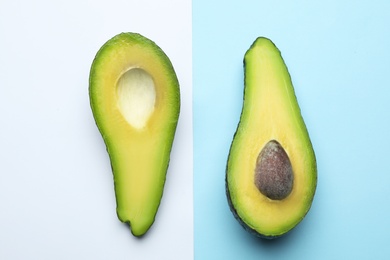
89;33;180;237
226;37;317;238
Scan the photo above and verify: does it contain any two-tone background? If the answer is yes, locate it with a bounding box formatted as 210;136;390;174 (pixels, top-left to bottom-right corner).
1;0;389;259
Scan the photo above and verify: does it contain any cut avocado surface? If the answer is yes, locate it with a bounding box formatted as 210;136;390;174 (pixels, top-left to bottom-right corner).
89;32;180;237
226;37;317;238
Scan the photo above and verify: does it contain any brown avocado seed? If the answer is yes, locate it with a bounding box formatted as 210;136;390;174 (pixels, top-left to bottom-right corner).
254;140;293;200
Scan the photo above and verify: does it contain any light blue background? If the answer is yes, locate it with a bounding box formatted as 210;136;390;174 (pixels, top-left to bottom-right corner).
194;1;390;259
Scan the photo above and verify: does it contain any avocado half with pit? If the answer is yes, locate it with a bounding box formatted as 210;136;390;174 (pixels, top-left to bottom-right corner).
89;33;180;237
226;37;317;238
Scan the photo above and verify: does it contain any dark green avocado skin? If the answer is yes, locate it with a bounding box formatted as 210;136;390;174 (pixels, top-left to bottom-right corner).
226;176;312;239
225;167;280;239
224;53;277;239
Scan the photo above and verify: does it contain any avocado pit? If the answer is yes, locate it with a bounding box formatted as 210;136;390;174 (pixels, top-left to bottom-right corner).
254;140;293;200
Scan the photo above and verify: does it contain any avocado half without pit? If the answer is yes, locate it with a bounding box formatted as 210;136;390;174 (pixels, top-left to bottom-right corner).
226;37;317;239
89;33;180;237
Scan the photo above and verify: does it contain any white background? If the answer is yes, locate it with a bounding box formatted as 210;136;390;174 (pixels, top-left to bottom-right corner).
0;0;193;259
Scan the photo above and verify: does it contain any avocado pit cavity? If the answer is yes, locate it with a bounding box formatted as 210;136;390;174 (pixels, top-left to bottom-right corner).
254;140;293;200
116;68;156;129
